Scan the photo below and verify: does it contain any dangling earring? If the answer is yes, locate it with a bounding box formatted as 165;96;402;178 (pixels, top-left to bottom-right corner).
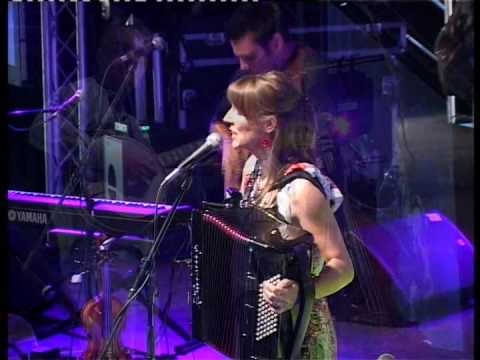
261;137;273;150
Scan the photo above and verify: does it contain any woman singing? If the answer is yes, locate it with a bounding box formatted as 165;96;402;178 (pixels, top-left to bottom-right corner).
223;71;354;359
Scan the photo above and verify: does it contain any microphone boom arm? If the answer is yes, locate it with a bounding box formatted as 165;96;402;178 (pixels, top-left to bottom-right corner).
160;133;222;188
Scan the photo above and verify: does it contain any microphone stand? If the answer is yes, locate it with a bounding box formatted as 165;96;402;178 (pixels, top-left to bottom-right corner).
8;108;60;117
8;104;66;133
20;60;136;273
18;106;91;272
99;168;194;360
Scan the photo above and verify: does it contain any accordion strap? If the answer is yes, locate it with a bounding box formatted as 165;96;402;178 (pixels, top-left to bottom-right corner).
272;170;327;199
288;252;315;360
268;169;321;358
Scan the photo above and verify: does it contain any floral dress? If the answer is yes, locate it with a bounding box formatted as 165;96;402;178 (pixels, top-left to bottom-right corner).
241;156;343;359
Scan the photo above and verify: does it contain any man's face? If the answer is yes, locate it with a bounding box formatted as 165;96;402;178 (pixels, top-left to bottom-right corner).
231;32;276;74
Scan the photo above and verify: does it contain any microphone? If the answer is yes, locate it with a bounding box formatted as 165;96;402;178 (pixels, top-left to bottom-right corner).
7;89;83;117
57;89;83;112
161;133;222;186
114;35;166;64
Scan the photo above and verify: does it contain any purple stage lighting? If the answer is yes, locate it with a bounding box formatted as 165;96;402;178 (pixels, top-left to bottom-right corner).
7;190;192;217
49;228;105;238
358;211;474;307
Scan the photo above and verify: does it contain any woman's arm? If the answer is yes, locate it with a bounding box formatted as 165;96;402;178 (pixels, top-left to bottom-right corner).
291;179;354;298
262;179;354;312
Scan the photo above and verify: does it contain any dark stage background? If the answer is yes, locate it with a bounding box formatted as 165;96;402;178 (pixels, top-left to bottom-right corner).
7;1;474;359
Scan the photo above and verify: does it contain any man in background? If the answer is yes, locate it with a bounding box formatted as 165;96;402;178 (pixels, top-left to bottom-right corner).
434;0;474;106
210;2;342;196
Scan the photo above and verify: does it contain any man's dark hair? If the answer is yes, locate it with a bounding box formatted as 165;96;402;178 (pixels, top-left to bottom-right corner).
225;2;291;47
434;1;474;102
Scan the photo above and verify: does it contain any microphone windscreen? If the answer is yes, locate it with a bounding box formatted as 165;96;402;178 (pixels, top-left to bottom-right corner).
206;132;222;147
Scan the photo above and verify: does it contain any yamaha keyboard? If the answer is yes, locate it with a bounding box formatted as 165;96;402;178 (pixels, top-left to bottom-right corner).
7;190;193;237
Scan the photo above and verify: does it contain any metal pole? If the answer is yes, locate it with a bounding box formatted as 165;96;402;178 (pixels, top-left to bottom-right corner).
152;34;166;124
76;1;88;159
135;58;147;124
430;0;446;12
147;265;157;359
178;43;187;130
445;0;456;124
406;34;438;62
41;2;61;194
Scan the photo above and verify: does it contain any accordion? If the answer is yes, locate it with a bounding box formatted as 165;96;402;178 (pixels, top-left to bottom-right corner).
191;203;314;360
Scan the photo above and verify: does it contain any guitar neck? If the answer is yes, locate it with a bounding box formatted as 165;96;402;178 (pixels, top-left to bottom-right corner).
157;139;205;168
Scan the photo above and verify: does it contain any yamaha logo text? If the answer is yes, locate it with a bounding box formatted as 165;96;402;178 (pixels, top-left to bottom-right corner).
8;210;48;225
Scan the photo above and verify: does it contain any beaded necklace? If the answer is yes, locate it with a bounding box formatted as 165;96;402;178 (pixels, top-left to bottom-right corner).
243;160;263;204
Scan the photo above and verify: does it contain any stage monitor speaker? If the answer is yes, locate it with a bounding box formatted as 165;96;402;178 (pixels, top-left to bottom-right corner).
329;211;474;326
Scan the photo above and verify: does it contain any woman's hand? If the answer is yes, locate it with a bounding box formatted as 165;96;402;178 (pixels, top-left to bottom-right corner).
262;278;299;314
